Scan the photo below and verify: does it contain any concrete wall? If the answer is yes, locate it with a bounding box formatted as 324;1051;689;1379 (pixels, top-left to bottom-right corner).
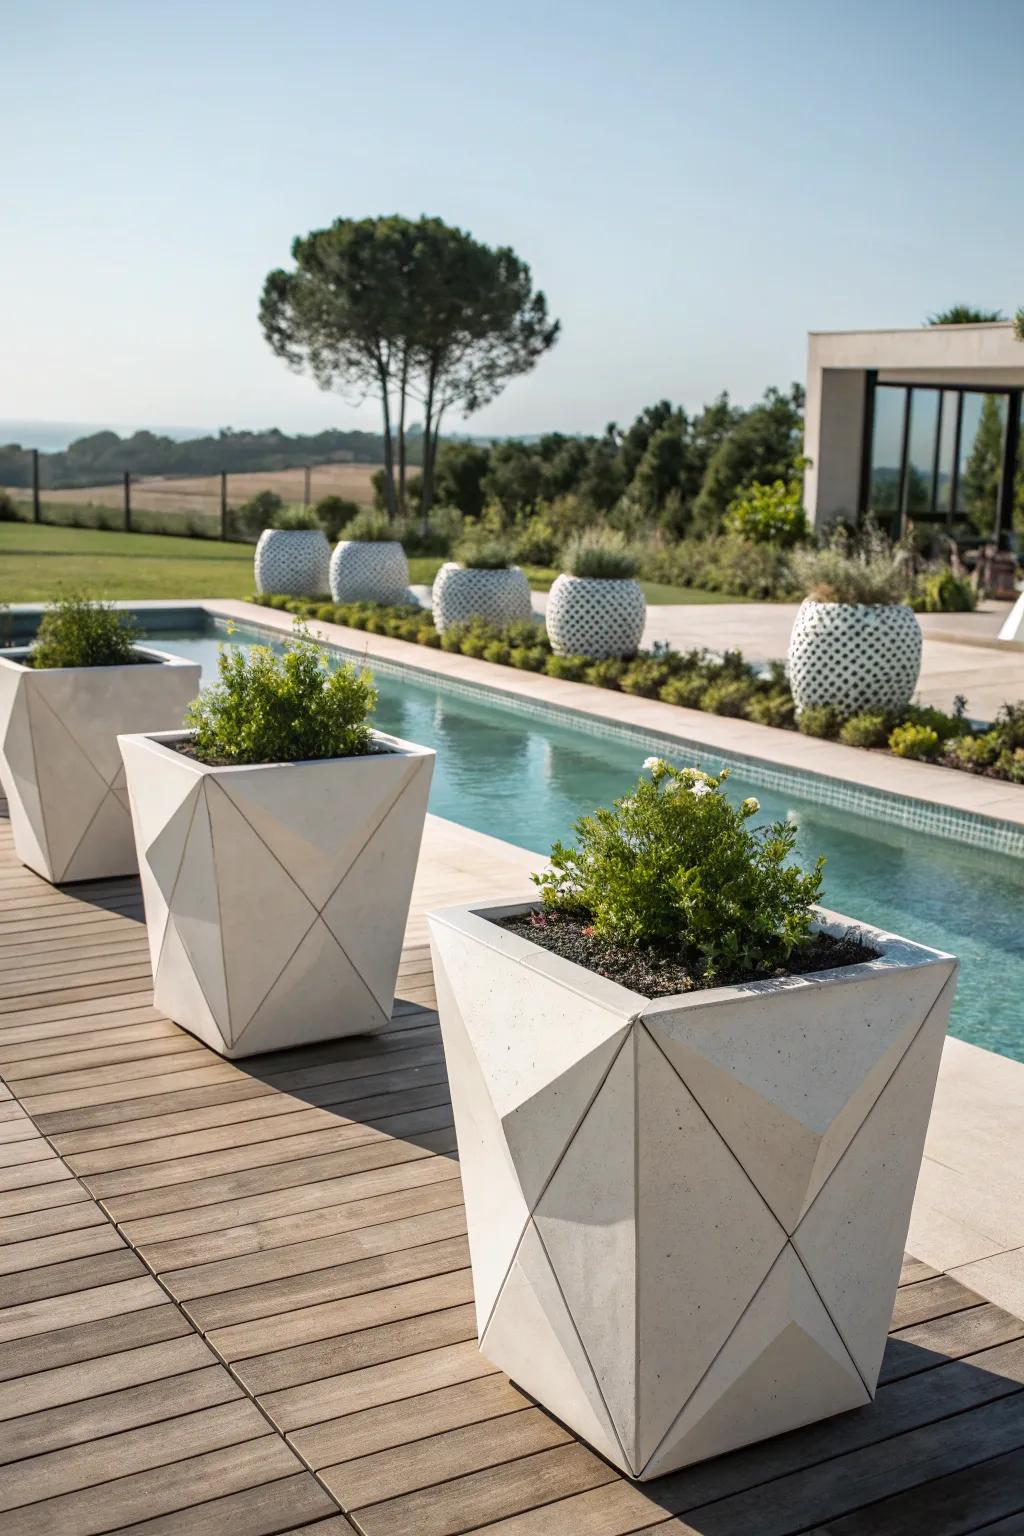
803;368;866;531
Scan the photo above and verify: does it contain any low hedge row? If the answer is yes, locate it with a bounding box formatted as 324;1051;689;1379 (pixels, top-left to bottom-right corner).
254;594;1024;784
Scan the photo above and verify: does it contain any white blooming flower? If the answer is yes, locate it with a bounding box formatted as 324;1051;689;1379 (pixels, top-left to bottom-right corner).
741;796;760;815
620;796;637;810
690;780;712;798
643;756;664;772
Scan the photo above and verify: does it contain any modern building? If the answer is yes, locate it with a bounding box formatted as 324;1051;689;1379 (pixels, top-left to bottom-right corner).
803;322;1024;548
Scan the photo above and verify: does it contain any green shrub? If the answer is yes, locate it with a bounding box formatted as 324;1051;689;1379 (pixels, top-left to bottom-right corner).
482;640;511;666
272;504;322;530
544;653;590;681
344;510;394;542
619;657;676;697
912;567;976;614
659;674;709;709
534;760;823;981
314;495;361;540
745;690;796;729
889;722;940;760
514;518;561;567
798;705;842;739
229;490;283;540
839;712;890;749
455;533;513;570
586;658;628;690
700;677;757;717
0;491;22;522
640;533;798;601
791;524;911;605
902;704;964;743
504;619;549;650
32;595;139;669
560;528;639;579
945;731;1000;772
723;478;809;548
991;700;1024;750
508;645;548;671
186;625;376;765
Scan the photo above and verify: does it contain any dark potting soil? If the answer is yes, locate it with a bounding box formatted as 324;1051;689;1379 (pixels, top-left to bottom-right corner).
497;909;879;998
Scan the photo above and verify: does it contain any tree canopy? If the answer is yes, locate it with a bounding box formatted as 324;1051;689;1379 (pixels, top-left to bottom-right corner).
927;305;1005;325
260;215;559;523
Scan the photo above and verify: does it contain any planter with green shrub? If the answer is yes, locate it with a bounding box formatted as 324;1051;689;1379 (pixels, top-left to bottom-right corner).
254;507;331;597
788;528;922;716
329;510;410;604
546;530;647;658
431;535;532;634
428;759;957;1477
0;596;200;883
118;626;434;1058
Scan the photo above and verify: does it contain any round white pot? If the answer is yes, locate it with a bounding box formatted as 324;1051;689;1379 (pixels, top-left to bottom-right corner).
432;563;533;634
788;599;922;717
329;540;410;604
546;574;646;659
253;529;330;597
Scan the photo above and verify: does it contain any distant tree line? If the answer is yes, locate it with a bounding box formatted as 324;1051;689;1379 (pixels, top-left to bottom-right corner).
0;425;424;491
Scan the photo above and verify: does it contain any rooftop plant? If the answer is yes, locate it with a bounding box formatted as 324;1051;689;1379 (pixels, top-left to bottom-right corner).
791;524;911;605
533;759;824;984
343;510;394;542
32;595;139;669
186;624;376;765
561;528;639;580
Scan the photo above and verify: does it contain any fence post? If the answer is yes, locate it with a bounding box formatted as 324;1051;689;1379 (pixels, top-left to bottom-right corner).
303;465;311;507
31;449;40;523
123;471;131;532
220;471;228;541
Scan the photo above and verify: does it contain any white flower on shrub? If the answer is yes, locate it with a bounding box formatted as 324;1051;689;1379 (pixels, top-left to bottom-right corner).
690;780;712;798
741;796;760;816
643;756;664;773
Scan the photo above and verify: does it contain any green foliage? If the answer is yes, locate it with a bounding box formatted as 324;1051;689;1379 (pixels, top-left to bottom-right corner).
745;689;796;728
889;722;940;760
230;490;284;540
0;492;21;523
32;594;139;669
455;533;512;570
433;443;490;520
344;510;394;542
911;567;976;613
640;532;799;601
586;658;628;690
544;653;590;681
723;476;809;547
927;305;1005;325
561;528;638;579
534;761;823;980
314;495;361;540
186;625;376;765
272;504;322;530
693;386;805;528
902;704;964;742
700;676;757;717
839;711;891;748
513;517;562;567
798;705;842;739
791;523;911;604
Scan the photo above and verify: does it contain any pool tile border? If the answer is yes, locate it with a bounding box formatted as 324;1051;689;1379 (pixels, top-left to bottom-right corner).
204;601;1024;860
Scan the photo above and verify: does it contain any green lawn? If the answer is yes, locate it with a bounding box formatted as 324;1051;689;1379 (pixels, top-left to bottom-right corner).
0;524;742;607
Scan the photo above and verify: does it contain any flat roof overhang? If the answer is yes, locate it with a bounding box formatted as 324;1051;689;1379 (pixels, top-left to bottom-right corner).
808;322;1024;385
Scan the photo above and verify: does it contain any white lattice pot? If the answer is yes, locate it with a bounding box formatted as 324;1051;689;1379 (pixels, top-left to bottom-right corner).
431;563;533;634
0;646;200;884
330;541;410;604
119;728;434;1058
546;574;646;659
428;898;956;1478
788;600;922;716
253;529;331;597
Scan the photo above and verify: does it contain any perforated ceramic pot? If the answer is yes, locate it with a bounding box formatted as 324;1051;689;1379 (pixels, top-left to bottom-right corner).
329;540;410;604
546;574;646;659
432;563;533;634
788;600;922;716
253;529;330;597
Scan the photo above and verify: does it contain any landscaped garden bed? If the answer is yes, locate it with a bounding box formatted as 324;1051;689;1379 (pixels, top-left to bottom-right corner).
255;592;1024;784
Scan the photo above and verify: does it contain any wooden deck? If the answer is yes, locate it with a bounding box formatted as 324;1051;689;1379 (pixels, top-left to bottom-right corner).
1;806;1023;1535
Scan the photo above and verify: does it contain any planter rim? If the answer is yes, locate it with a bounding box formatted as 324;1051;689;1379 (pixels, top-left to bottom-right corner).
427;898;955;1019
0;644;196;674
335;538;404;549
798;597;916;613
117;725;434;781
438;561;524;574
554;572;641;584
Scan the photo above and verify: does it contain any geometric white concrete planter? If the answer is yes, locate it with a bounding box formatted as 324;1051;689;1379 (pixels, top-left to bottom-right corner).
254;528;331;596
119;729;434;1058
431;563;533;634
546;574;646;659
428;899;957;1479
329;540;410;605
0;647;200;884
788;599;923;716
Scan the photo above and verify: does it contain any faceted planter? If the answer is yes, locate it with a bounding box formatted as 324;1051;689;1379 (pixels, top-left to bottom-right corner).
546;574;646;658
428;899;957;1479
330;540;410;604
432;563;533;635
788;599;922;716
119;729;434;1058
0;647;200;884
254;528;331;596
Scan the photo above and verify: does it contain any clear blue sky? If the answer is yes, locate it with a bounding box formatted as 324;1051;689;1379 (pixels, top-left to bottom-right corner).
4;0;1023;439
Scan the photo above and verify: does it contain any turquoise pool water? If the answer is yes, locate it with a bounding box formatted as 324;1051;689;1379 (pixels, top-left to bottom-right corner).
153;625;1024;1062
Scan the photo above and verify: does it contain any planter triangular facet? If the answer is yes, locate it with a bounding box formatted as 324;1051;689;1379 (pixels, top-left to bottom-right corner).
428;901;956;1478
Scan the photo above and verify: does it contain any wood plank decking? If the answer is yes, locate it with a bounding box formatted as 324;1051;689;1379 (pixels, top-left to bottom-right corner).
1;802;1023;1535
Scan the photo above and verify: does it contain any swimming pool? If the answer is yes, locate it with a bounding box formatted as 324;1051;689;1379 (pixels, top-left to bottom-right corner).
152;622;1024;1062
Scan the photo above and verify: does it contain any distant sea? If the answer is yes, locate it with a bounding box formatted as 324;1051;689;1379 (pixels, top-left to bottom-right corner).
0;419;209;452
